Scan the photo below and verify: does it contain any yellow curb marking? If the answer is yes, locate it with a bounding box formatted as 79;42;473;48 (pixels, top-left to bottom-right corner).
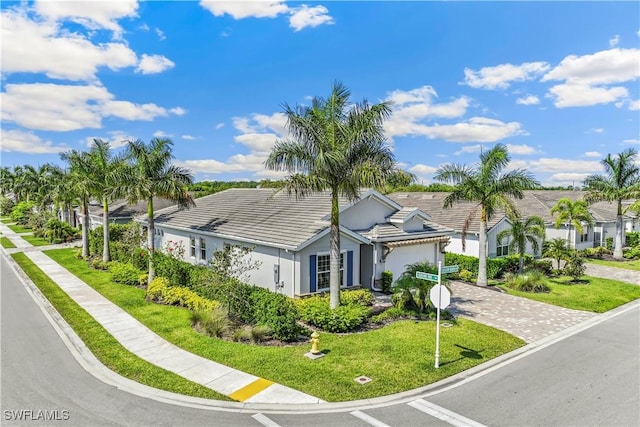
229;378;274;402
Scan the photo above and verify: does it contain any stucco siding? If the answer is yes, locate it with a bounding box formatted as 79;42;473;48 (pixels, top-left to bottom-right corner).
446;234;480;257
340;197;395;230
383;243;439;284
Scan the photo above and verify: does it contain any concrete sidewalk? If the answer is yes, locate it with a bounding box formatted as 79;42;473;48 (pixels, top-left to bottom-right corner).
1;222;322;404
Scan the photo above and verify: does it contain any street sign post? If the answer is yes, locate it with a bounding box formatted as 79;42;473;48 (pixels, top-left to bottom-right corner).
415;271;438;282
429;284;451;309
441;265;459;274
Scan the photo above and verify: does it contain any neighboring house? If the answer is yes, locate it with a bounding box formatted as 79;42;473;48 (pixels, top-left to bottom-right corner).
389;190;638;257
142;188;454;297
78;198;178;230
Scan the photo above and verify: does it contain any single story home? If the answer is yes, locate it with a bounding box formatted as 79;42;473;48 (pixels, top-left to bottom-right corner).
142;188;454;297
78;198;178;230
389;190;639;257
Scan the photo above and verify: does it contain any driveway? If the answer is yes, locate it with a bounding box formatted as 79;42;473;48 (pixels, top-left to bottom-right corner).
449;281;596;343
585;262;640;285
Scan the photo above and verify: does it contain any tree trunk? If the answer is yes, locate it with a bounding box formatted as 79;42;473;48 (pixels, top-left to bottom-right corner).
102;198;110;263
477;213;488;286
518;253;524;275
613;202;623;259
147;197;155;285
329;191;341;309
81;199;89;258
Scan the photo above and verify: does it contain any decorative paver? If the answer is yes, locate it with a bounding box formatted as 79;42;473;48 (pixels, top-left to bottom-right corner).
448;281;596;343
584;263;640;285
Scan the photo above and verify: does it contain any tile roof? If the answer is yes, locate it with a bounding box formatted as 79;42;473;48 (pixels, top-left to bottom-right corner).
357;221;452;242
89;197;179;218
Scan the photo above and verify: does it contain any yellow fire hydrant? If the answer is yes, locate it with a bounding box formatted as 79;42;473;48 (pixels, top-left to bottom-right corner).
310;331;321;354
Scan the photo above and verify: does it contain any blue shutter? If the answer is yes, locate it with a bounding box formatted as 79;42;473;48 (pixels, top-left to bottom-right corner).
309;255;317;293
347;250;353;287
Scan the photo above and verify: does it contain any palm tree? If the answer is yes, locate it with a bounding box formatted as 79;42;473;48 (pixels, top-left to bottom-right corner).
583;148;640;259
60;150;95;258
0;167;14;196
434;144;540;286
497;213;545;274
88;139;127;262
542;238;570;273
550;197;594;249
265;81;396;309
124;138;195;284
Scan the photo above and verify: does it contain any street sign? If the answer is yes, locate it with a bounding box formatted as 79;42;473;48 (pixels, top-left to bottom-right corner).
441;265;459;274
416;271;439;282
429;284;451;309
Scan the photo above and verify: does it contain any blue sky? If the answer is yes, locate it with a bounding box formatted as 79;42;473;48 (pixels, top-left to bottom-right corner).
1;1;639;187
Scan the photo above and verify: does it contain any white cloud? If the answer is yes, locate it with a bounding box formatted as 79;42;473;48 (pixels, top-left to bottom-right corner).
546;83;628;108
169;107;186;116
463;62;550;89
623;139;640;146
546;172;591;187
0;129;69;153
135;54;175;74
1;7;138;81
1;83;184;131
515;95;540;105
155;28;166;41
454;145;482;155
409;164;437;175
153;130;173;138
627;100;640;111
84;131;134;149
609;35;620;48
584;151;602;158
34;0;138;38
182;135;196;140
289;5;333;31
542;48;640;108
505;144;538;155
587;128;605;134
523;158;602;173
216;123;225;130
200;1;288;19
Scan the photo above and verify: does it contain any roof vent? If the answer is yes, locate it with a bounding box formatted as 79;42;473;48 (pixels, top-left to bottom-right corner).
396;194;409;199
421;194;435;199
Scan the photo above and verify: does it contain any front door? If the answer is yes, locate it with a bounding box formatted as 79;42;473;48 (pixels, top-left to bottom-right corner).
359;244;373;289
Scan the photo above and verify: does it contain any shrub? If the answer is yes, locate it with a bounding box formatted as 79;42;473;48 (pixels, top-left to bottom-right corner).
10;201;35;225
232;326;252;342
626;232;640;248
381;270;393;293
458;269;474;282
191;307;230;338
131;247;149;271
392;261;446;312
295;295;369;333
531;259;554;276
138;273;148;287
153;251;192;287
623;246;640;260
90;257;109;270
108;262;143;286
581;246;612;259
0;196;15;215
29;210;55;236
564;254;586;282
250;325;272;343
43;218;79;243
605;237;613;251
371;307;407;324
147;277;220;312
340;289;375;306
249;288;302;341
503;270;550;293
444;253;478;274
444;252;510;279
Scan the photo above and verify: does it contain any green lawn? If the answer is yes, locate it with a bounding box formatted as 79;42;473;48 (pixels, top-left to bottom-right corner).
21;234;52;247
11;253;230;401
1;237;16;248
8;224;32;233
43;248;524;402
1;217;14;224
501;275;640;313
587;258;640;272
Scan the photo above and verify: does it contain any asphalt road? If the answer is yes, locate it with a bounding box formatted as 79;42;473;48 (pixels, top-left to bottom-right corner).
1;253;639;427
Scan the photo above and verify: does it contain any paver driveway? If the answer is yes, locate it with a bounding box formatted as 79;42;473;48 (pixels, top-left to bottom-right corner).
449;281;596;343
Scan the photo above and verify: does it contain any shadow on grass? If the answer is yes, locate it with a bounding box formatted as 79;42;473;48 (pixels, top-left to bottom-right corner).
439;344;484;367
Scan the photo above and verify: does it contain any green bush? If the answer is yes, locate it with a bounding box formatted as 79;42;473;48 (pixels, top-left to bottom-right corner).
564;254;586;282
444;252;510;279
371;307;407;324
147;277;220;312
381;270;393;293
295;295;370;333
191;307;230;338
503;270;550;293
340;289;375;306
626;232;640;248
249;288;302;341
43;218;79;243
605;237;613;250
623;246;640;260
90;257;109;270
531;259;554;275
392;261;442;312
153;251;192;287
444;253;478;274
10;201;35;225
28;210;55;236
458;269;474;282
0;196;14;216
108;261;143;286
581;246;612;259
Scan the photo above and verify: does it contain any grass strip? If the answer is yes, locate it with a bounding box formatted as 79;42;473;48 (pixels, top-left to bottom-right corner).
8;224;32;233
501;275;640;313
21;234;52;247
45;248;524;402
587;258;640;272
11;252;230;401
1;237;17;248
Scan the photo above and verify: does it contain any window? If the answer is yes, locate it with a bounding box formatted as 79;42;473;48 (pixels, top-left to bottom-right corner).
190;236;196;257
580;227;590;242
200;238;206;260
496;239;509;257
317;253;344;289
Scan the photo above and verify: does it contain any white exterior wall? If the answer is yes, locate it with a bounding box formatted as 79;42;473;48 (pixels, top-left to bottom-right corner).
446;233;481;257
298;233;361;295
383;243;439;284
340;197;395;230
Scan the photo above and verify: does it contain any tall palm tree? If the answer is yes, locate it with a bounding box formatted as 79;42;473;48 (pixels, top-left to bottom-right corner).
497;213;545;274
265;81;396;309
60;150;95;258
542;238;570;273
0;167;14;196
434;144;540;286
50;166;78;227
550;197;594;249
88;139;127;262
583;148;640;259
124;138;195;284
